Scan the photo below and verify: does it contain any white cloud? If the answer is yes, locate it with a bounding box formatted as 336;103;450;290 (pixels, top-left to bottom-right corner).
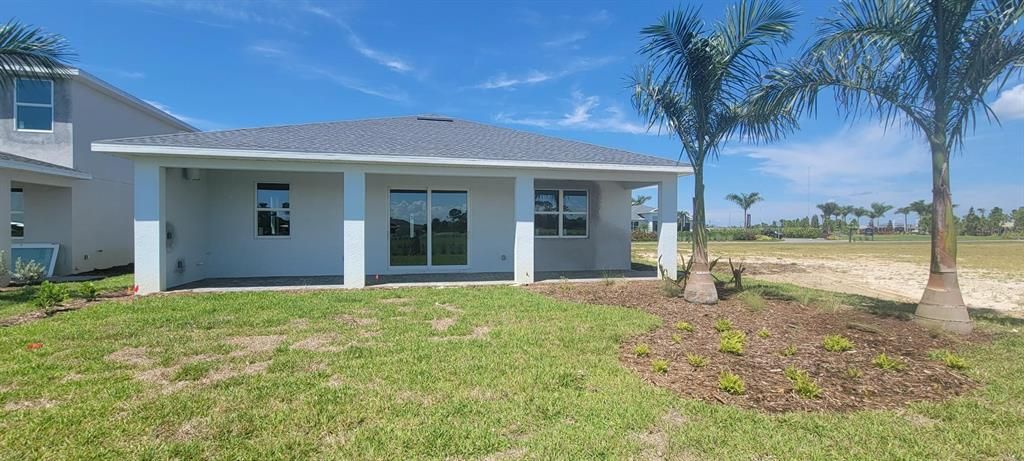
543;31;587;48
300;5;414;74
475;57;615;90
495;90;650;135
583;9;612;24
247;43;409;102
133;0;300;30
991;84;1024;120
143;100;224;130
725;124;928;193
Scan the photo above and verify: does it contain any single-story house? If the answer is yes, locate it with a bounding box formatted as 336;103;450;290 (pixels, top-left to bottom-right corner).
631;205;659;232
92;115;691;294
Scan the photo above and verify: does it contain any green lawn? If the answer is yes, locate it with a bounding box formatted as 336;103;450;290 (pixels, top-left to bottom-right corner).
2;281;1023;459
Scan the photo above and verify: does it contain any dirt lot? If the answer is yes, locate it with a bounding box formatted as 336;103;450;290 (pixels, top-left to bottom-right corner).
633;240;1024;313
530;281;979;412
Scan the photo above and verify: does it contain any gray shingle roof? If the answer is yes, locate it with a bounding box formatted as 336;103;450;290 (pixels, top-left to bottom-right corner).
0;151;88;176
97;116;687;168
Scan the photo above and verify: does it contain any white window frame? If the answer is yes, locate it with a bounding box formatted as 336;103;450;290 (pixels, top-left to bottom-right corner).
254;182;291;239
14;78;54;133
11;187;24;240
535;188;589;239
11;243;59;277
386;186;470;271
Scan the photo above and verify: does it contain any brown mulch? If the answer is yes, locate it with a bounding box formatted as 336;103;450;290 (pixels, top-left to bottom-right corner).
529;281;983;413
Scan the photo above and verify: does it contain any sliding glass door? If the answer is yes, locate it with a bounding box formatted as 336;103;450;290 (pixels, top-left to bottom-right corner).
389;189;467;267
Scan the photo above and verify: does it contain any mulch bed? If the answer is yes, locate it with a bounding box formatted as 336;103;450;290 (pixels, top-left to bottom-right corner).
529;281;983;413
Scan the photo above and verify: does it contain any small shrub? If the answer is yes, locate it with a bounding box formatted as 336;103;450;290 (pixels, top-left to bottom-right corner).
719;371;746;395
713;319;733;332
780;345;797;357
671;334;683;344
77;282;100;301
660;277;683;297
823;334;854;352
14;258;46;284
33;281;69;308
931;350;968;370
651;359;669;373
873;353;906;371
686;353;707;368
756;328;771;338
846;367;863;379
634;343;651;357
719;330;746;355
674;321;694;332
601;273;615;286
738;291;766;311
783;366;822;399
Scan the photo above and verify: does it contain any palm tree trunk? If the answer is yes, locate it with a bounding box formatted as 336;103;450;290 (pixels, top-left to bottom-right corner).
915;138;972;334
684;166;718;304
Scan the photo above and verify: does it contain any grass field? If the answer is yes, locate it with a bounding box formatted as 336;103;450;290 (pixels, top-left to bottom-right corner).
2;281;1024;459
0;274;133;319
633;240;1024;275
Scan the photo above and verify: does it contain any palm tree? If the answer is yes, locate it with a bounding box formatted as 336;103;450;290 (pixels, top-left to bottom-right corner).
753;0;1024;333
896;206;913;233
868;202;893;229
852;207;868;229
725;192;764;228
816;201;840;234
632;195;653;206
839;205;855;228
0;19;75;88
632;0;797;304
908;199;930;232
677;210;691;231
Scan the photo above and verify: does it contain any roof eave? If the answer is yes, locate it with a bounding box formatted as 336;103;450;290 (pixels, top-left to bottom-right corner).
0;159;92;180
91;143;695;175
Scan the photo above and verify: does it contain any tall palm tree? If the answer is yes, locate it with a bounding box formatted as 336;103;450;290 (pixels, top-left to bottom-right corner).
896;205;913;233
753;0;1024;333
816;201;841;234
909;199;930;232
632;195;653;206
725;192;765;228
0;19;75;88
868;202;893;229
852;207;868;229
632;0;797;304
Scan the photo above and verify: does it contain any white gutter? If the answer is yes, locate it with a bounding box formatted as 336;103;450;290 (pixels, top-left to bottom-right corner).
91;143;694;175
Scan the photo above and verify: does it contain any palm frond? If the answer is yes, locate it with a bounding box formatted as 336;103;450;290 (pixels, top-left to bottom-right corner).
0;19;75;89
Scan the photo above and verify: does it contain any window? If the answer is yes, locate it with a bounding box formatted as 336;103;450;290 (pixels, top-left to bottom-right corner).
534;189;588;238
11;188;24;238
389;189;468;267
256;183;290;237
15;79;53;132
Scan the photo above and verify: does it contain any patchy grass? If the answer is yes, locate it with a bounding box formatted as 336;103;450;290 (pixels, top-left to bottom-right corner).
2;276;1024;459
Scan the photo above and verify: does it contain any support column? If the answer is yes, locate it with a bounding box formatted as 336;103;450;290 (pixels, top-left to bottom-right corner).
134;161;165;294
343;169;366;289
513;175;534;283
657;177;678;279
0;173;10;287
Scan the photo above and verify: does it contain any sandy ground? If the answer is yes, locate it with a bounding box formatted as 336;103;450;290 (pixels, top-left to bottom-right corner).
635;248;1024;313
740;256;1024;312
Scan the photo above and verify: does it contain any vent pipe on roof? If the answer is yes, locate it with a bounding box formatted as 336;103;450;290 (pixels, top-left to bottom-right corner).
416;115;454;122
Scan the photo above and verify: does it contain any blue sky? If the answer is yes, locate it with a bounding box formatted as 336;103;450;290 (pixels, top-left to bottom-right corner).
12;0;1023;225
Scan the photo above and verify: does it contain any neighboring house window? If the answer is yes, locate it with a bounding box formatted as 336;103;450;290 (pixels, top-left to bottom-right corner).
534;189;588;238
11;188;24;239
256;183;290;237
14;79;53;132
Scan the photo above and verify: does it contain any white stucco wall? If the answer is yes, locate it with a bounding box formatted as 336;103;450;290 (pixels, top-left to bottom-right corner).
68;79;190;273
197;170;345;280
13;182;73;274
365;174;515;275
534;179;632;272
164;167;208;287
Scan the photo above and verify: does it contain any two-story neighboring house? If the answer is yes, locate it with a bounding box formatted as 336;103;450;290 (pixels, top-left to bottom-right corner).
0;69;194;278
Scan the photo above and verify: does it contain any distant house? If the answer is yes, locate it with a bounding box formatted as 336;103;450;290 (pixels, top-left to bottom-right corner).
1;68;194;278
631;205;659;232
93;115;693;293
